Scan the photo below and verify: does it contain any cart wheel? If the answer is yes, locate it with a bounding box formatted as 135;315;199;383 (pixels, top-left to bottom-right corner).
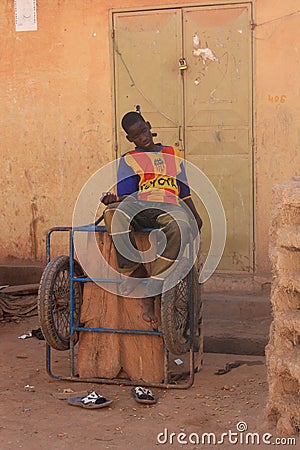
38;255;83;351
161;263;202;356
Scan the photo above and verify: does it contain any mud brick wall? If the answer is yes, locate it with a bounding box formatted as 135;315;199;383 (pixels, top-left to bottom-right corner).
266;177;300;436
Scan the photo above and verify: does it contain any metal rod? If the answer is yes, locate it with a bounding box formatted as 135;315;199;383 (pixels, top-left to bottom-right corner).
72;276;148;284
41;374;193;389
73;326;163;336
94;214;104;226
46;343;61;379
69;230;75;377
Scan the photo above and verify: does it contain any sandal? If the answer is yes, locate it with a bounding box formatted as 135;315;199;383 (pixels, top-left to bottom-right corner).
68;391;113;409
131;386;157;404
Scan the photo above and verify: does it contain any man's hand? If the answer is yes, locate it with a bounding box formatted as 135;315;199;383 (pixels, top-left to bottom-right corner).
100;192;119;205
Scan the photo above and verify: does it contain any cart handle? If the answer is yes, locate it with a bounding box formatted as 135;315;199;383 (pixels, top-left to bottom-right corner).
94;214;104;226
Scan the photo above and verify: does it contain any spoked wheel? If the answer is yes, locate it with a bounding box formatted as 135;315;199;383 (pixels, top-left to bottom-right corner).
38;255;83;351
161;262;202;355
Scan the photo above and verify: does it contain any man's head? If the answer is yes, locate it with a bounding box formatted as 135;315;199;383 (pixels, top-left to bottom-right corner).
121;111;155;150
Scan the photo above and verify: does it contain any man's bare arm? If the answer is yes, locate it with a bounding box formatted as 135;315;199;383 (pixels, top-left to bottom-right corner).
183;197;203;232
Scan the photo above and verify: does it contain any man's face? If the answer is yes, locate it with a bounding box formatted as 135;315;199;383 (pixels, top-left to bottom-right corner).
126;120;154;150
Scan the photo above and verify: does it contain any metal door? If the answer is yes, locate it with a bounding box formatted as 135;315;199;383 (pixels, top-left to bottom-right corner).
112;3;253;272
112;9;183;153
183;4;253;271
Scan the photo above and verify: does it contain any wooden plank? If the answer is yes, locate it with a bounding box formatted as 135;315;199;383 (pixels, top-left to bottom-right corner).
77;232;121;378
77;232;164;382
118;294;164;383
0;284;39;295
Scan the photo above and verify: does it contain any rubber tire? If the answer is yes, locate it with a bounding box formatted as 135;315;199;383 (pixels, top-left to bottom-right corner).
38;255;83;351
161;265;202;356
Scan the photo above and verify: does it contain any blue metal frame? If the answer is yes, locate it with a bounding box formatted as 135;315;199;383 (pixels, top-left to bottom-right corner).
44;217;197;389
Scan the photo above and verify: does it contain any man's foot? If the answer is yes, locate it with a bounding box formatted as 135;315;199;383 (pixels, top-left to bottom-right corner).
142;297;157;323
119;265;148;296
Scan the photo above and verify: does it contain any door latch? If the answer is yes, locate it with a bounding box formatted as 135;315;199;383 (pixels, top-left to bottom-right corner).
179;58;187;70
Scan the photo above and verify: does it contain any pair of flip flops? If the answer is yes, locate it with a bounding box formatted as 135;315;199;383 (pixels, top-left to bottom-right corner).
68;391;113;409
131;386;157;404
67;387;156;409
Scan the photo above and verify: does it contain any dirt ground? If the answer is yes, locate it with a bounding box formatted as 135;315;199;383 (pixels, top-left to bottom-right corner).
0;315;297;450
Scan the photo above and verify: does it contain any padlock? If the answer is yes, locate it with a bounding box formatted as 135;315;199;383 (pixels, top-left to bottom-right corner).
179;58;187;70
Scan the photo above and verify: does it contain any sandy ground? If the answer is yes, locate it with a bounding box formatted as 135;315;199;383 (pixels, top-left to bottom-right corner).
0;315;297;450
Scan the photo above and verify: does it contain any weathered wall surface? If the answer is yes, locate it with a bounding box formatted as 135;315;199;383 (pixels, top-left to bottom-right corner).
0;0;299;276
266;177;300;435
0;1;114;262
255;0;300;273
